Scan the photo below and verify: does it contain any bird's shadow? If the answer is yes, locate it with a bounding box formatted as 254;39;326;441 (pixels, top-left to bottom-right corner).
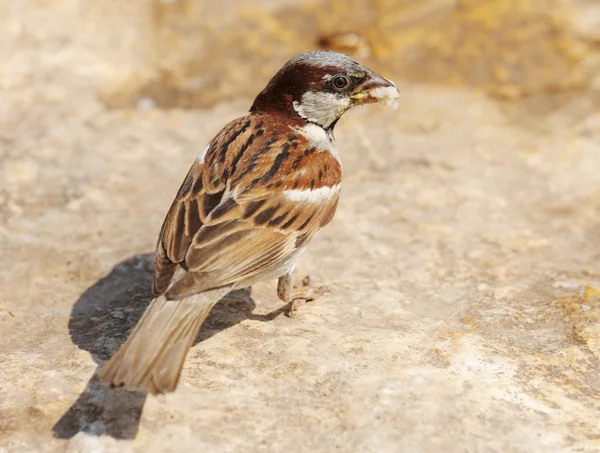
53;253;287;440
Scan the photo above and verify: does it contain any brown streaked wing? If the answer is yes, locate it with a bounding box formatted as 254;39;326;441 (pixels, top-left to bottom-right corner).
166;226;297;299
152;115;258;296
165;143;341;298
153;160;211;296
156;112;343;300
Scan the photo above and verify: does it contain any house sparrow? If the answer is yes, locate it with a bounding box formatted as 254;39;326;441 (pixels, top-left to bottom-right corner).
99;51;400;395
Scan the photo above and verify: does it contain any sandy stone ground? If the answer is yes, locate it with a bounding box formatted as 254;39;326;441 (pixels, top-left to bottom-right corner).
1;1;600;452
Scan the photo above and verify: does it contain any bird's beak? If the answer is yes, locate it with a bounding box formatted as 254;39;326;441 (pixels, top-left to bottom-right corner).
350;71;400;110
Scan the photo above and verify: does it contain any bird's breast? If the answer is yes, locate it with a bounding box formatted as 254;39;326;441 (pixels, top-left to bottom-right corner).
293;123;340;163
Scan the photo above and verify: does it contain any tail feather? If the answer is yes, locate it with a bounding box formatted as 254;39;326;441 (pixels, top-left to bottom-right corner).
99;287;231;394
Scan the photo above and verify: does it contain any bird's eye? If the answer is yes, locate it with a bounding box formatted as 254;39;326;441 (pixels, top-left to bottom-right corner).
332;75;350;90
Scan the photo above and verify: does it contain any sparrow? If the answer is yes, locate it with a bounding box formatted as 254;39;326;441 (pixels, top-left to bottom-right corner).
99;50;400;395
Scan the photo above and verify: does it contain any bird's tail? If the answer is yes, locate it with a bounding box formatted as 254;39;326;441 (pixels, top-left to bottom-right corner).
99;287;231;395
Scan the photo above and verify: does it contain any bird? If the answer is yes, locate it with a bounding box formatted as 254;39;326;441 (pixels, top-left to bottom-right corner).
99;50;400;395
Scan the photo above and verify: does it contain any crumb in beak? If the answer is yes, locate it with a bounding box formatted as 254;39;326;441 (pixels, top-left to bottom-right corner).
351;84;401;110
365;86;401;110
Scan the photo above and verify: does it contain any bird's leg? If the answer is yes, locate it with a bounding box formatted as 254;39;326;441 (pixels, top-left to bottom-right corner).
277;273;328;317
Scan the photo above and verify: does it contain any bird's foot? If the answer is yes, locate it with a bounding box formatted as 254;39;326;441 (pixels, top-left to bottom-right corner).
287;276;328;317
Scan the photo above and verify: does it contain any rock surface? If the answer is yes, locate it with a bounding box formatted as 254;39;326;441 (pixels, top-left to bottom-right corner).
1;1;600;452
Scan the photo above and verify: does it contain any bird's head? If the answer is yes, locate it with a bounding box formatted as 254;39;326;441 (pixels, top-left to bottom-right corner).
250;51;400;131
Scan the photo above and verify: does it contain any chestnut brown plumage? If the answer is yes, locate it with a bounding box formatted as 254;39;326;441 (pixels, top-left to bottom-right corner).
99;51;400;394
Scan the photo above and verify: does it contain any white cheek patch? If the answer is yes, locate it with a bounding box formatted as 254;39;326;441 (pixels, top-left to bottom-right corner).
283;184;341;203
293;91;350;129
367;86;401;110
197;145;209;163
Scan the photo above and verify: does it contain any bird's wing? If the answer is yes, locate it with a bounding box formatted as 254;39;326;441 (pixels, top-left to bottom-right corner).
153;114;342;299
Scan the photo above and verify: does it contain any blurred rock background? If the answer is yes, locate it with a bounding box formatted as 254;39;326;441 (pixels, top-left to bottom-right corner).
1;1;600;452
100;0;600;108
